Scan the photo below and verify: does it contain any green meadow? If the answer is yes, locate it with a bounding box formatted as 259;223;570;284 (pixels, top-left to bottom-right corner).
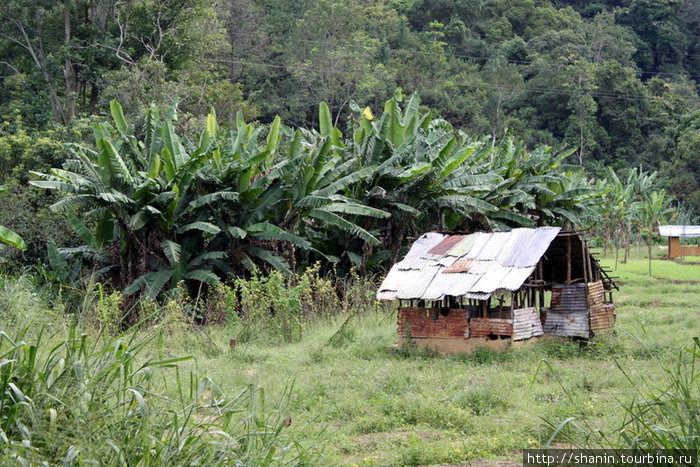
1;250;698;465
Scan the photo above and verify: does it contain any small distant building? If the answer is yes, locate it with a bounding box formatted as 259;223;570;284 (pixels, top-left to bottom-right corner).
658;225;700;259
377;228;617;353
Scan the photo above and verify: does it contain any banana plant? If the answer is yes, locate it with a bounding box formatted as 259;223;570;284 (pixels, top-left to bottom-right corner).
0;185;26;250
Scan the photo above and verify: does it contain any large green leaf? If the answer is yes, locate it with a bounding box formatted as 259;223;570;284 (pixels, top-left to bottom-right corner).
247;223;312;249
319;102;333;137
67;214;97;249
0;225;26;250
188;191;239;209
248;247;291;275
183;269;220;284
177;222;221;235
308;209;381;246
161;240;181;264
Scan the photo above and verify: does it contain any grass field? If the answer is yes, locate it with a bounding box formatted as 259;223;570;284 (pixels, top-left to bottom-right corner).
172;252;699;465
1;249;698;465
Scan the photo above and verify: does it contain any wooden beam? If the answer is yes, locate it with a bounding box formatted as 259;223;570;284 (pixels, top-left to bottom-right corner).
566;235;572;284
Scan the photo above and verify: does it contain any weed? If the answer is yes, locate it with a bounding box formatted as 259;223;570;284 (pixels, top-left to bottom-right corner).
453;388;509;415
454;345;513;365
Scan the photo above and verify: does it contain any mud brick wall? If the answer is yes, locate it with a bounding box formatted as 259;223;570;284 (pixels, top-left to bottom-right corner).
398;307;469;338
469;318;513;337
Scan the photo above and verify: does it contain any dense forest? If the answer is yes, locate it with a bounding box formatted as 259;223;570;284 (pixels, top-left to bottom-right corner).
0;0;698;301
0;4;698;463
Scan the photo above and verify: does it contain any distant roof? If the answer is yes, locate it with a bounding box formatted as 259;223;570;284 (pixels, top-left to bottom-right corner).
377;227;561;302
658;225;700;237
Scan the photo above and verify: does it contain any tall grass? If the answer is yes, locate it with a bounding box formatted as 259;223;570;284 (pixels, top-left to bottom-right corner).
0;278;324;465
541;336;699;455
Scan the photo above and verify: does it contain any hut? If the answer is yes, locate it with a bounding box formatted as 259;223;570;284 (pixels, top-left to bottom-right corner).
658;225;700;259
377;228;617;353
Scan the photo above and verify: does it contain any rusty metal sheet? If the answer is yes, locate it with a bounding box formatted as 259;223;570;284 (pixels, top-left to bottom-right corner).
590;304;615;334
512;307;543;341
443;258;473;273
427;235;466;255
445;233;478;256
551;283;588;313
396;232;446;270
543;309;590;338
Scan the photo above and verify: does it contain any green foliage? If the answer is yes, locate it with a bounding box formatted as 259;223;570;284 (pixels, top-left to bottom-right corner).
540;337;699;457
0;319;321;465
0;185;25;251
237;271;303;344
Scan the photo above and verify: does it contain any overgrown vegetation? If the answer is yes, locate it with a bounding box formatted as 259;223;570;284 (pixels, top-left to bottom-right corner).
0;242;697;465
0;0;697;463
0;287;324;465
1;1;699;213
25;91;632;314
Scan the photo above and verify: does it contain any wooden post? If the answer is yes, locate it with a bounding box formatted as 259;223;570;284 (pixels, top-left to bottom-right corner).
581;239;589;284
585;240;593;283
566;235;572;284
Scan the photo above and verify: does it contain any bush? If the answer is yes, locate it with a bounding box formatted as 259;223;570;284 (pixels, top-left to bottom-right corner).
237;271;303;344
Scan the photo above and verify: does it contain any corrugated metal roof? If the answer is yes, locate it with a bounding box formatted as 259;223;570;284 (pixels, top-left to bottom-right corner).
396;232;446;270
396;262;441;300
512;227;561;267
452;232;491;258
377;290;397;301
443;258;473;273
446;233;478;256
473;232;511;261
659;225;700;237
427;235;466;255
377;227;562;301
377;264;403;293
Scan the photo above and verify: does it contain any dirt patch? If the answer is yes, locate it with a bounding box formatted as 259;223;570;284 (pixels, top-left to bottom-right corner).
243;368;257;377
647;300;662;307
441;454;521;467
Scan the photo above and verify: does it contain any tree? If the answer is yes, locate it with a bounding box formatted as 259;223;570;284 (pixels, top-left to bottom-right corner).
635;190;675;276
